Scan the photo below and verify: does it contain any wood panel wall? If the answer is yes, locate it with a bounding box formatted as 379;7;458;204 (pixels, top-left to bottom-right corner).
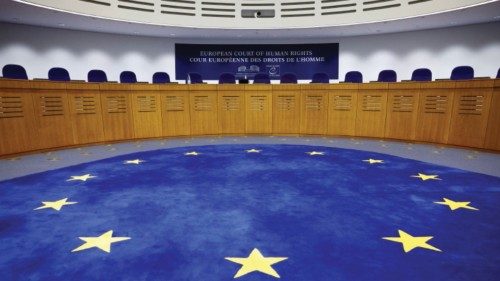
272;85;301;134
484;80;500;150
159;84;190;137
218;84;245;134
300;84;329;135
245;85;272;134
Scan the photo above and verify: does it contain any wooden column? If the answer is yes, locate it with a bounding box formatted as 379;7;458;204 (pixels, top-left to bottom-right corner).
131;84;162;139
159;84;191;137
300;84;329;135
385;82;420;140
484;79;500;150
272;84;301;134
218;84;245;134
99;83;134;141
245;84;273;134
355;83;388;138
189;84;219;135
327;83;359;136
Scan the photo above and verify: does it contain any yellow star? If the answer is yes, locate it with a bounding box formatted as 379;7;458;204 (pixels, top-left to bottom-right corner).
72;230;131;253
383;230;442;253
34;198;77;211
434;198;478;211
124;159;145;164
411;173;441;181
225;248;288;278
307;151;324;156
67;174;96;182
184;151;200;156
246;149;261;153
363;159;384;164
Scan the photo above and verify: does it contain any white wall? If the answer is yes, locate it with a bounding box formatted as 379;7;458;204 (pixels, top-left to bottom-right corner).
0;21;499;83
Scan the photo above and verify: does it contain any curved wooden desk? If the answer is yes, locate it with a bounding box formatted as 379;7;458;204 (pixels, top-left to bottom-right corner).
1;79;499;156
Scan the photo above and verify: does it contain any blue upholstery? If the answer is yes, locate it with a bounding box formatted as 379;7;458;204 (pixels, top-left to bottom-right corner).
2;64;28;80
87;70;108;83
187;72;203;84
411;68;432;81
253;73;271;84
378;70;397;82
218;73;236;84
280;73;297;84
451;66;474;80
311;72;329;83
345;71;363;83
48;67;70;81
497;68;500;79
120;71;137;83
152;72;170;84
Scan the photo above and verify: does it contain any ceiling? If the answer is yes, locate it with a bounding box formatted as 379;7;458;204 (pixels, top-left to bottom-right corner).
0;0;499;38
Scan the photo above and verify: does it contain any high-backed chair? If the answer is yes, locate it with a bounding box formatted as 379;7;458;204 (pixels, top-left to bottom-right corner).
120;71;137;83
253;73;271;84
344;71;363;83
87;69;108;82
411;68;432;81
451;66;474;80
187;72;203;84
219;73;236;84
48;67;70;81
2;64;28;80
280;73;297;84
311;72;329;83
152;72;170;84
377;70;397;82
497;68;500;78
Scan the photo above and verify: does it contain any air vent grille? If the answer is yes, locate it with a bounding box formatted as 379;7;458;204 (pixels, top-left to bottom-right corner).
106;96;127;113
306;95;324;110
74;96;97;114
118;0;155;12
362;95;382;111
137;96;157;112
78;0;111;6
222;96;241;111
165;96;185;111
277;95;296;111
321;0;357;15
194;96;213;111
392;95;414;112
333;95;352;111
281;1;316;17
0;96;23;118
250;96;266;111
424;95;448;114
40;96;64;116
458;95;484;115
201;1;236;17
161;0;196;16
363;0;401;11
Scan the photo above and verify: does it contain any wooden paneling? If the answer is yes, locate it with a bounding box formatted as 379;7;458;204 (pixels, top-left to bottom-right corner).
99;83;134;141
385;82;420;140
218;84;245;134
415;81;455;143
448;80;493;148
272;85;301;134
66;82;105;144
130;84;162;139
30;81;74;149
245;85;273;134
355;83;388;138
300;84;329;135
189;84;219;135
484;79;500;150
327;84;358;136
159;84;191;137
0;79;38;155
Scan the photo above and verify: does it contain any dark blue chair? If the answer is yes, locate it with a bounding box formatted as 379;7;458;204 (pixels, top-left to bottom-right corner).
345;71;363;83
2;64;28;80
411;68;432;81
253;73;271;84
48;67;70;81
219;73;236;84
311;72;329;83
87;69;108;82
451;66;474;80
153;72;170;84
497;68;500;79
280;73;297;84
120;71;137;83
187;72;203;84
378;70;397;82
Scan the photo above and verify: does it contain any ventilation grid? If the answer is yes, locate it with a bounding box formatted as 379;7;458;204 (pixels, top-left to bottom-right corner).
78;0;111;6
321;0;357;15
0;96;24;118
281;1;315;18
458;95;484;116
362;95;382;111
161;0;196;16
392;95;414;112
201;1;236;18
333;95;352;111
306;95;324;110
424;95;447;114
194;96;213;111
408;0;433;5
362;0;401;12
74;96;97;114
117;0;155;13
165;96;186;111
277;95;296;110
137;96;157;112
106;96;127;113
40;96;64;116
250;96;267;111
241;1;275;7
221;96;241;111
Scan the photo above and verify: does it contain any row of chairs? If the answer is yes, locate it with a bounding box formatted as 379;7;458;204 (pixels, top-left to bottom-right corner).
2;64;499;84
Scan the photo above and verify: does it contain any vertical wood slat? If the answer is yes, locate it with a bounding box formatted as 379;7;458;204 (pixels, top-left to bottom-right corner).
131;84;162;139
99;83;135;141
484;79;500;150
245;84;273;134
300;84;329;135
328;83;359;136
159;84;191;137
355;83;388;138
218;84;245;134
272;84;301;134
385;82;420;140
189;84;219;135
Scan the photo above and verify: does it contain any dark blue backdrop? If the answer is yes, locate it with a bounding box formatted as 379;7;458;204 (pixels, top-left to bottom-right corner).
175;43;339;80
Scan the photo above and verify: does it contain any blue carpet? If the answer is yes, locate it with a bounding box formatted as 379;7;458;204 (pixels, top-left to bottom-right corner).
0;144;499;281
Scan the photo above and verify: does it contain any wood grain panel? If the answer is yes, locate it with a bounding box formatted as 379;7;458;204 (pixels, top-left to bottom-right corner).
272;85;301;134
484;79;500;150
159;84;191;137
99;83;134;141
385;82;420;140
0;79;38;155
218;84;245;134
189;84;219;135
448;80;493;148
415;81;455;143
245;85;272;134
300;84;329;135
355;83;388;138
328;84;358;136
66;82;105;144
130;84;162;139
